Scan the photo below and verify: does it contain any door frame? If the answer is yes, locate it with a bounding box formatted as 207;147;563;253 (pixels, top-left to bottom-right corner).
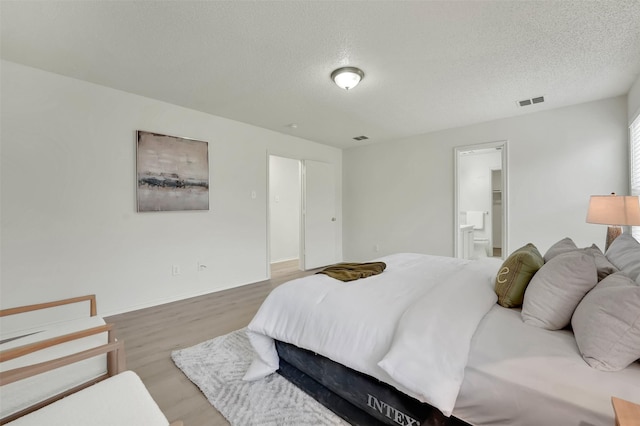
453;140;509;259
266;154;303;279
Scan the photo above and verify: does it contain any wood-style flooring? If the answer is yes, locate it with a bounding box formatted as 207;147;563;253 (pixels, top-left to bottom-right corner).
105;259;314;426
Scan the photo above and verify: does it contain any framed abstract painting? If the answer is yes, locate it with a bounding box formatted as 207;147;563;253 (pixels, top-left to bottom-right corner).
136;130;209;212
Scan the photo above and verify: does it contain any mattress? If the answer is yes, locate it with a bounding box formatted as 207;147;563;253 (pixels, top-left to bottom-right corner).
276;339;469;426
453;305;640;426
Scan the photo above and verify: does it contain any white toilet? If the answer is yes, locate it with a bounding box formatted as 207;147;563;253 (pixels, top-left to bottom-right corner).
473;238;490;258
466;211;491;258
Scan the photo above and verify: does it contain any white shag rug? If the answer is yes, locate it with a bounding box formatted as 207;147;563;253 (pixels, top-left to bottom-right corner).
171;328;349;426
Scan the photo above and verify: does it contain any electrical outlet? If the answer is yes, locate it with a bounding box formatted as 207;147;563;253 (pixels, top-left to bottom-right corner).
197;262;207;272
172;265;181;276
374;244;380;252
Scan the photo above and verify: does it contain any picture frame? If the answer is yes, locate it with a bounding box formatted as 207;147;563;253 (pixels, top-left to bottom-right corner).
136;130;209;212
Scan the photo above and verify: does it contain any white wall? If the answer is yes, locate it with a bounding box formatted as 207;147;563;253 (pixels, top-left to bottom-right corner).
0;61;342;316
269;156;300;263
343;96;628;261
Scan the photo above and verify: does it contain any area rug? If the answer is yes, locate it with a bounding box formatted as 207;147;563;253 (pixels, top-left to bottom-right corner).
171;328;349;426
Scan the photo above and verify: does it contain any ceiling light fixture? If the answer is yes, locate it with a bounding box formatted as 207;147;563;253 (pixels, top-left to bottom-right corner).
331;67;364;90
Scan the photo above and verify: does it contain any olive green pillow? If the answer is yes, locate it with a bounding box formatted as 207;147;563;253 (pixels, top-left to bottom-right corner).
495;243;544;308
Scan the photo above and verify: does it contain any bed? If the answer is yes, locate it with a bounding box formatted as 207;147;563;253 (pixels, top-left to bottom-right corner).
244;235;640;426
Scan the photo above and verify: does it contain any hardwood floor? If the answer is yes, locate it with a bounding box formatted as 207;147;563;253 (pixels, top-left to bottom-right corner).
106;260;314;426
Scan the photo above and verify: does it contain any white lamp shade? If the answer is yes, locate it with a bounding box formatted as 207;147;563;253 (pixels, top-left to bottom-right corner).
586;195;640;226
331;67;364;90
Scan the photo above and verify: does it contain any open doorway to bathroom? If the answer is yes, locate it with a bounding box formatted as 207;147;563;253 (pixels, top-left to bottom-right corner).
268;155;301;277
454;141;508;260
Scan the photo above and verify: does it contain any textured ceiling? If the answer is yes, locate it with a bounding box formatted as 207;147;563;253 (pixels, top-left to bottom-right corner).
2;1;640;149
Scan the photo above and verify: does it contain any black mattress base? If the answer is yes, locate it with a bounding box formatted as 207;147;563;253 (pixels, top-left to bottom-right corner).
276;340;470;426
278;358;388;426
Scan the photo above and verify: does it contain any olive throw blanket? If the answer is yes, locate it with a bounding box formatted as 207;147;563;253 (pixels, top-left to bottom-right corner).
316;261;386;282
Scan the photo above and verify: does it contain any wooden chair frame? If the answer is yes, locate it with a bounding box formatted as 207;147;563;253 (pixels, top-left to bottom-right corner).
0;338;126;424
0;294;97;319
0;341;183;426
0;324;120;372
0;295;124;425
0;295;182;426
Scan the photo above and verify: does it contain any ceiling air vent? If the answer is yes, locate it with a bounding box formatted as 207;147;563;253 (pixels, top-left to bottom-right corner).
353;135;369;141
517;96;544;107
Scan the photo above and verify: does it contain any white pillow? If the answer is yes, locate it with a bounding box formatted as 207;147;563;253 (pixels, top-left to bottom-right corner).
522;251;597;330
572;272;640;371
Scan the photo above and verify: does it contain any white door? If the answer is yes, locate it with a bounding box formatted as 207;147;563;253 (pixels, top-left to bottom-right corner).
303;160;337;270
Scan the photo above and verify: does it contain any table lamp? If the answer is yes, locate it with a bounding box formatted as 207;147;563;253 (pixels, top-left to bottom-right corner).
586;193;640;251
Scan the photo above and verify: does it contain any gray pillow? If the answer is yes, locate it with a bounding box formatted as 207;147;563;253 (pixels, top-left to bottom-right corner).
605;234;640;282
522;251;597;330
585;244;618;281
572;272;640;371
544;238;616;281
543;237;577;262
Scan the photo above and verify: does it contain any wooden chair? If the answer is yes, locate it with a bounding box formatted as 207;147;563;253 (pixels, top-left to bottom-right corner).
0;295;180;425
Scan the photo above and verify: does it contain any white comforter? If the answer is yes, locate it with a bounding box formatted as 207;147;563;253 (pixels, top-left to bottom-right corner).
244;253;501;416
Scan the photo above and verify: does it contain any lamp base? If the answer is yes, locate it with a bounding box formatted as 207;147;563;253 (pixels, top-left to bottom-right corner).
605;226;622;252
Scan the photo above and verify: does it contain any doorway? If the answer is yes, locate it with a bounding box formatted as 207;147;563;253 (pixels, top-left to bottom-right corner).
268;156;338;275
268;156;301;274
454;141;508;260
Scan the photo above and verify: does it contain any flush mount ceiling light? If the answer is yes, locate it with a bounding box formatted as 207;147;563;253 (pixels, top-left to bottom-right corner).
331;67;364;90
